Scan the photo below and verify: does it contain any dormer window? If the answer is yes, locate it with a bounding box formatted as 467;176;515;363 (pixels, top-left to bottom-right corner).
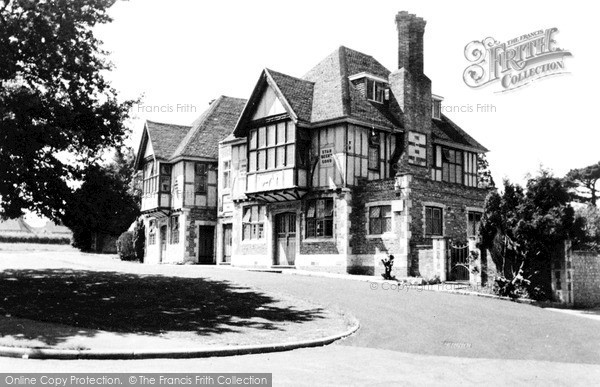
366;79;385;103
432;94;443;120
349;73;388;104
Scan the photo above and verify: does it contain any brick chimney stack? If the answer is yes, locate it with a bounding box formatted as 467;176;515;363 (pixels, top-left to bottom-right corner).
395;11;426;73
389;11;432;177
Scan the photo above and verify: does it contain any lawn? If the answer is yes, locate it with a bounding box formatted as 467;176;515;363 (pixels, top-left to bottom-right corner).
0;254;354;350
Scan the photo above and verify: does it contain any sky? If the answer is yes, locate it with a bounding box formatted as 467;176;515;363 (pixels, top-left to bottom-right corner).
26;0;600;225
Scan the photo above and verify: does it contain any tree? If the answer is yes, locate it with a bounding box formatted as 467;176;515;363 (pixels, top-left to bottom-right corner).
61;148;140;252
477;153;495;188
478;171;582;300
564;162;600;206
574;204;600;251
0;0;134;221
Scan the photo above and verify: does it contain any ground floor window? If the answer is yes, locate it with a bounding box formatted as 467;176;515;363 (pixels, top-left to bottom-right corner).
369;205;392;234
170;215;179;244
306;198;334;238
148;220;156;245
243;205;265;240
467;211;482;237
425;206;443;236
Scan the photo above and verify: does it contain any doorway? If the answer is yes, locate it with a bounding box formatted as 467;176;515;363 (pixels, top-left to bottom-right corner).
274;212;296;266
198;225;215;264
222;224;232;263
159;225;167;263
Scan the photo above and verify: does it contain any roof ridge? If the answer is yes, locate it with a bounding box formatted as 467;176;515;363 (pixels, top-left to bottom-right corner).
145;119;191;128
265;68;315;84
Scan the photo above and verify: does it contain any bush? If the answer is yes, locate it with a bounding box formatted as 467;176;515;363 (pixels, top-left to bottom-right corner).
132;220;145;262
116;231;137;261
0;233;71;245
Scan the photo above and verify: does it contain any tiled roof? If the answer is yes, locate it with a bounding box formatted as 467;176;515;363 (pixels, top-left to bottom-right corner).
172;96;247;160
265;69;313;123
303;46;398;128
432;115;488;152
145;121;191;160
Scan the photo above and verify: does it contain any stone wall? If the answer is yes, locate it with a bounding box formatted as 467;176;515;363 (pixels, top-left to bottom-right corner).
572;250;600;307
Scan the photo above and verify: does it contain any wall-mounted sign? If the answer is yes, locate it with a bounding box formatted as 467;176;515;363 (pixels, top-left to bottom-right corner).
407;131;427;167
320;146;334;167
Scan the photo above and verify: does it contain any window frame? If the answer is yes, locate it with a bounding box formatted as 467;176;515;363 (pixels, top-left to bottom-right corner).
148;220;156;245
467;211;482;237
170;215;179;244
222;160;231;189
305;198;334;239
247;121;295;173
368;205;392;235
242;205;265;241
194;162;208;194
425;206;443;236
432;99;442;119
366;78;385;104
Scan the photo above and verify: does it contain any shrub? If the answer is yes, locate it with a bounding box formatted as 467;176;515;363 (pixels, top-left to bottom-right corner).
116;231;136;261
132;220;145;262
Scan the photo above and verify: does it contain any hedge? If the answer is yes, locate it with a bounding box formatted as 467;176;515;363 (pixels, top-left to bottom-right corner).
0;233;71;245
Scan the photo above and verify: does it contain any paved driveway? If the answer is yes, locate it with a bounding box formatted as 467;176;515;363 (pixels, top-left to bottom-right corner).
1;248;600;385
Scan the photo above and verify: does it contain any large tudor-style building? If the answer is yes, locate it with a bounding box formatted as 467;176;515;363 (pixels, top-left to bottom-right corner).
135;11;492;282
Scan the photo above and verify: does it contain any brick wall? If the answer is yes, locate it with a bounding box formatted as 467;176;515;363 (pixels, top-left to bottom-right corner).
350;174;489;277
572;250;600;307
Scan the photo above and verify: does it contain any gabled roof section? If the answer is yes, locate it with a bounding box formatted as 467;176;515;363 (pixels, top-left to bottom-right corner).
432;114;488;152
134;120;190;170
267;69;314;123
172;96;247;160
233;69;314;137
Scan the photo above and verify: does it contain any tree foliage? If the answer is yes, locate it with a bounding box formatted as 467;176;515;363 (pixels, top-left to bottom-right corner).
564;162;600;206
61;148;140;252
478;171;582;300
477;153;495;188
0;0;134;220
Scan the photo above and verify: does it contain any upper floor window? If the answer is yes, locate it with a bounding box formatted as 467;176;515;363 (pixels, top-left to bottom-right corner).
170;215;179;244
369;205;392;235
368;134;380;171
425;206;443;236
195;163;208;194
433;145;478;187
243;205;265;240
306;198;334;238
467;211;482;237
248;122;295;172
366;78;385;103
222;160;231;189
432;100;441;119
143;160;158;193
159;164;171;193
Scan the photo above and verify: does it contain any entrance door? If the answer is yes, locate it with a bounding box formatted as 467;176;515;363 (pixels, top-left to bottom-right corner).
275;213;296;266
222;224;232;263
198;226;215;264
159;225;167;263
448;241;470;281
